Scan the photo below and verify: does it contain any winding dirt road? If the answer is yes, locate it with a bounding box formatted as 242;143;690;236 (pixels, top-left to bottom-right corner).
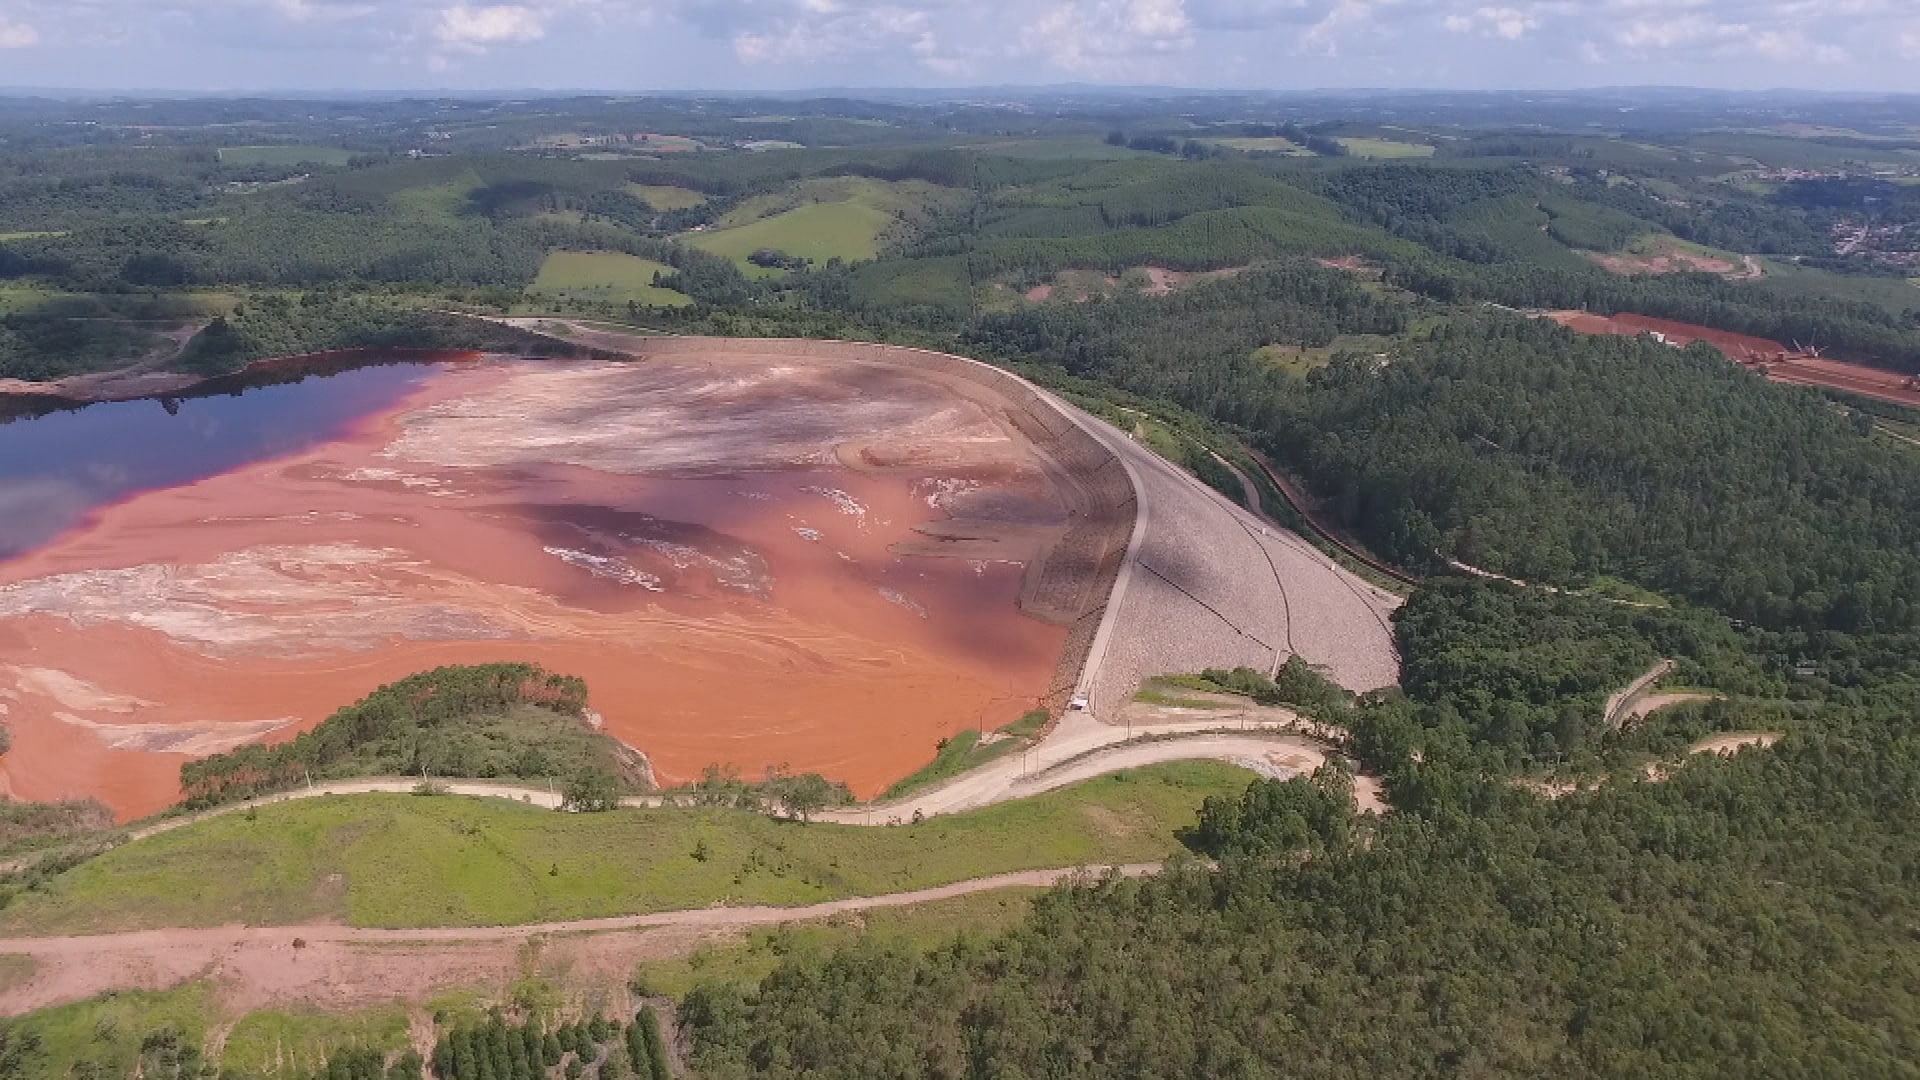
0;864;1162;1015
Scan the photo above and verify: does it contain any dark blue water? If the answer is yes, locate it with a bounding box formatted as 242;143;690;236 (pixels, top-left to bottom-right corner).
0;363;440;561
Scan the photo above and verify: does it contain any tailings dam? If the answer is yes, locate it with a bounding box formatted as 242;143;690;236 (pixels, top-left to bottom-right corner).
0;345;1129;818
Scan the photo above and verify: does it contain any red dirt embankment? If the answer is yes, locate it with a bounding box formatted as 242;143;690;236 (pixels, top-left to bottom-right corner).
1548;312;1920;409
0;352;1086;819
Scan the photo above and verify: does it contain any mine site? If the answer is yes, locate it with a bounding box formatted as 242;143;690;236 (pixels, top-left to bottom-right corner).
0;344;1098;816
4;79;1917;1079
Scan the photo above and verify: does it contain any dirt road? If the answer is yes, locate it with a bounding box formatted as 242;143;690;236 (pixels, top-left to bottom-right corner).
0;864;1159;1015
822;713;1383;823
1604;660;1677;730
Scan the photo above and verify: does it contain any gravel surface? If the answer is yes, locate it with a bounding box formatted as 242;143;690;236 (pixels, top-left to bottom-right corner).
1069;404;1401;722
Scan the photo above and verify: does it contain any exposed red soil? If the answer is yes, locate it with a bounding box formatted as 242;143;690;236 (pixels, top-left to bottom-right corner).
1588;250;1734;276
1547;311;1920;409
0;356;1071;819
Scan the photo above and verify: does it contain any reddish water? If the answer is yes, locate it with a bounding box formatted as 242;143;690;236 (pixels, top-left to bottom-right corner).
0;357;1069;818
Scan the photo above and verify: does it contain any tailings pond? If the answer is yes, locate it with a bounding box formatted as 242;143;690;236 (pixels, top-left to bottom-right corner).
0;351;1074;818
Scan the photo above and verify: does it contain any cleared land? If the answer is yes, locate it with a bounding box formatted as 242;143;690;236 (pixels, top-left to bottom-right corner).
1549;310;1920;408
627;184;707;211
217;146;356;167
1588;235;1761;279
1336;137;1435;159
0;763;1250;935
528;250;691;307
690;200;895;274
1203;137;1309;155
0;864;1164;1018
689;177;958;275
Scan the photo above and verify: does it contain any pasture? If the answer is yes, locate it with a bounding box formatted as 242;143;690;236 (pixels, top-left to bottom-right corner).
217;145;357;167
690;199;895;274
628;184;708;211
0;763;1253;933
1336;137;1436;159
529;251;691;307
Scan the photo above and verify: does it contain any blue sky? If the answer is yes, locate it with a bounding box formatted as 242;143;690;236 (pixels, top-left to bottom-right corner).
0;0;1915;93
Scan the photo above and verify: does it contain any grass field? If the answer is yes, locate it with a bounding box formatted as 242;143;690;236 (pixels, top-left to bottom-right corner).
0;229;66;242
1256;333;1401;377
690;200;895;275
1755;258;1920;318
1336;137;1436;159
632;887;1041;998
1205;136;1309;155
0;763;1252;934
6;983;216;1079
689;176;959;275
221;1005;412;1080
218;146;357;167
530;251;692;308
627;184;707;211
388;170;486;221
879;729;1023;800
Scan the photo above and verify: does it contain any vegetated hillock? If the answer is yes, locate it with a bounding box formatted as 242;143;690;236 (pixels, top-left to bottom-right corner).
177;663;644;809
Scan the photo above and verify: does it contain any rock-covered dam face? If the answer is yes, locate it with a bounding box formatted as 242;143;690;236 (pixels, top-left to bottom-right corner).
0;342;1137;818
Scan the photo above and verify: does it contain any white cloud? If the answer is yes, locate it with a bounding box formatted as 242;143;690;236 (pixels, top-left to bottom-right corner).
0;17;38;47
1445;5;1542;39
1899;24;1920;58
0;0;1915;87
436;4;548;48
1021;0;1193;75
271;0;377;22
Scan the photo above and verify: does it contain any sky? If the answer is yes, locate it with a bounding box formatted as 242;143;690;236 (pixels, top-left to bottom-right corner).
0;0;1916;94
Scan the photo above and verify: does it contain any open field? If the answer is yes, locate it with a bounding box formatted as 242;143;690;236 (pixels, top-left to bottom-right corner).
689;177;957;274
627;184;707;211
1588;234;1760;279
1204;137;1308;154
529;250;691;307
1336;137;1435;159
0;763;1252;935
217;146;356;167
220;1004;412;1080
690;200;893;273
